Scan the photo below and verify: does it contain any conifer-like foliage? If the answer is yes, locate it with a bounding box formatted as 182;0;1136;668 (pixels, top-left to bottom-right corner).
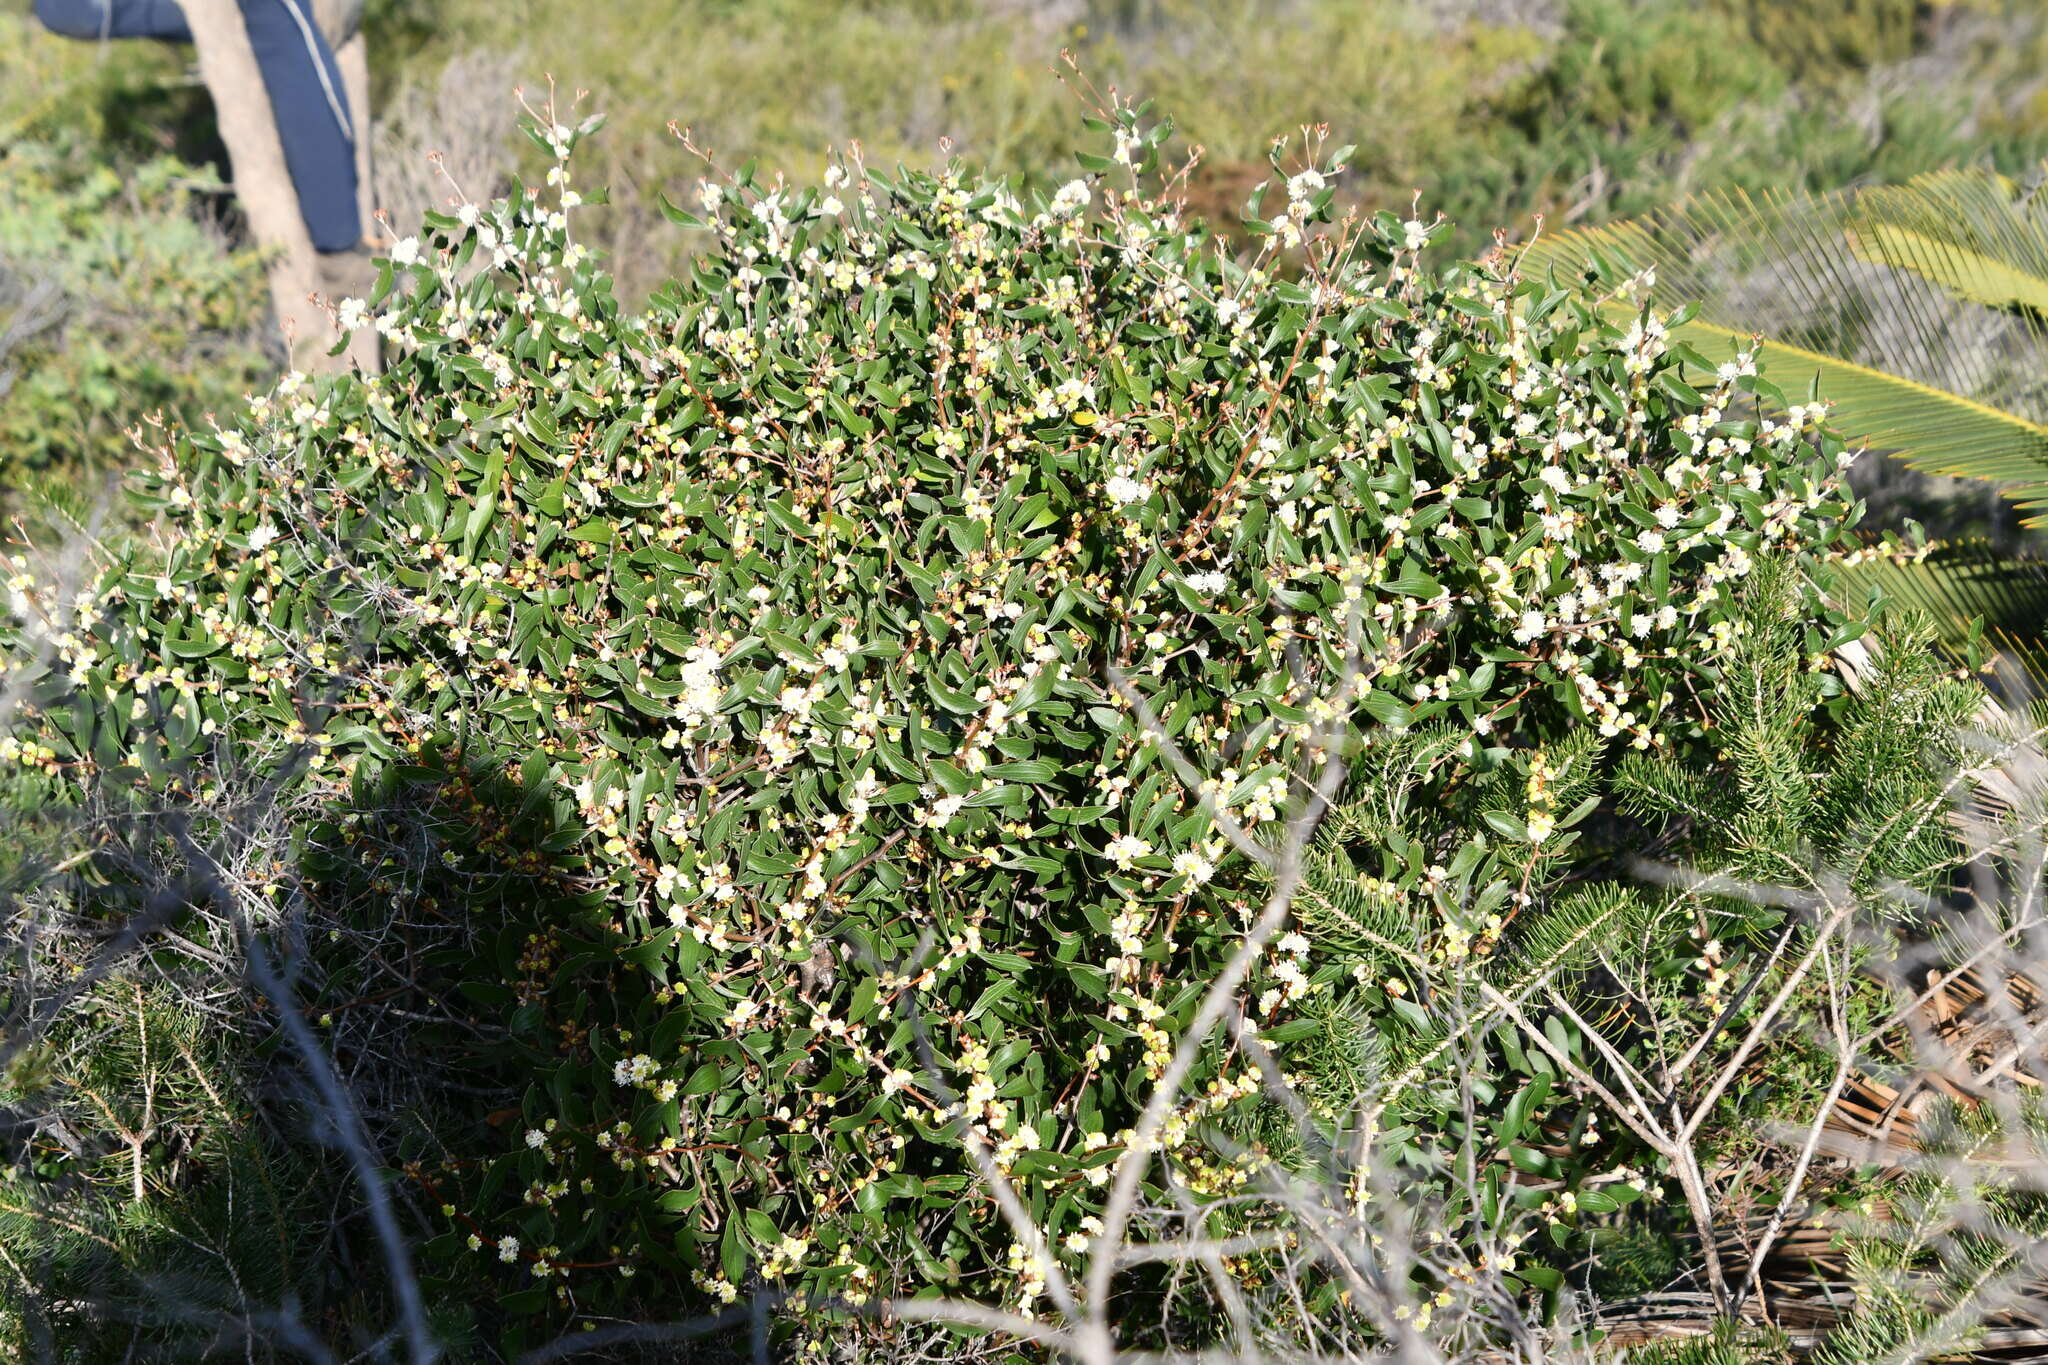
1617;563;1981;906
1222;566;1988;1325
0;983;376;1357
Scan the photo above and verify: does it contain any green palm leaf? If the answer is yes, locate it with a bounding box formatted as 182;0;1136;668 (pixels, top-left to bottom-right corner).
1846;222;2048;316
1518;176;2048;526
1850;169;2048;316
1835;540;2048;691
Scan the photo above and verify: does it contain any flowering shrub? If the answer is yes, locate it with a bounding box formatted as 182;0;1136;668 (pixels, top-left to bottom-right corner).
1;98;1865;1330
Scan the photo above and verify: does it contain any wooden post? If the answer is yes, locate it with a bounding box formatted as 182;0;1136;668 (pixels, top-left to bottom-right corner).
337;33;376;240
333;30;382;375
180;0;340;374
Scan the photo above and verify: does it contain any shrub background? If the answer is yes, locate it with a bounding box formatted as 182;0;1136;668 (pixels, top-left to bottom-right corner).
0;2;2040;1360
8;0;2048;528
1;93;1889;1348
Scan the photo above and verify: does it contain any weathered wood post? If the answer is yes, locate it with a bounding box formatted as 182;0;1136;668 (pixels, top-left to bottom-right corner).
184;0;380;375
180;0;330;370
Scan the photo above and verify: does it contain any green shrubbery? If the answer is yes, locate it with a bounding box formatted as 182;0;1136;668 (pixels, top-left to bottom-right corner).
0;92;1893;1347
0;983;376;1358
399;0;2048;301
0;144;272;517
0;15;273;524
0;1;2039;1355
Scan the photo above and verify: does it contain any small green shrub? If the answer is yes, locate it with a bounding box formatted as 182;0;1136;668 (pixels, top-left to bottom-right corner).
3;101;1865;1335
0;141;271;520
0;983;386;1358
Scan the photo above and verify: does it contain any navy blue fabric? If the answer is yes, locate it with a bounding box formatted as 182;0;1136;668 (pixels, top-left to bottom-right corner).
34;0;361;252
34;0;191;39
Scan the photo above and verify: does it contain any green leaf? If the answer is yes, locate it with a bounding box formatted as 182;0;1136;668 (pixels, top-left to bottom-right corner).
1482;810;1529;842
983;759;1058;783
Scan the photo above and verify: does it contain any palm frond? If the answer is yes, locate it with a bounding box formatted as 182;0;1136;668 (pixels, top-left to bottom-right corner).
1836;541;2048;692
1847;221;2048;316
1518;178;2048;526
1850;169;2048;318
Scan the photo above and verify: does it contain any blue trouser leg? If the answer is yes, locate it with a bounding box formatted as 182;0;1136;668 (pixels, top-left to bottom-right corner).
236;0;361;251
33;0;191;39
33;0;362;252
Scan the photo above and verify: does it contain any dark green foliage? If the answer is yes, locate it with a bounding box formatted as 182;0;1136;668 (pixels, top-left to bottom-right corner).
0;94;1868;1343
